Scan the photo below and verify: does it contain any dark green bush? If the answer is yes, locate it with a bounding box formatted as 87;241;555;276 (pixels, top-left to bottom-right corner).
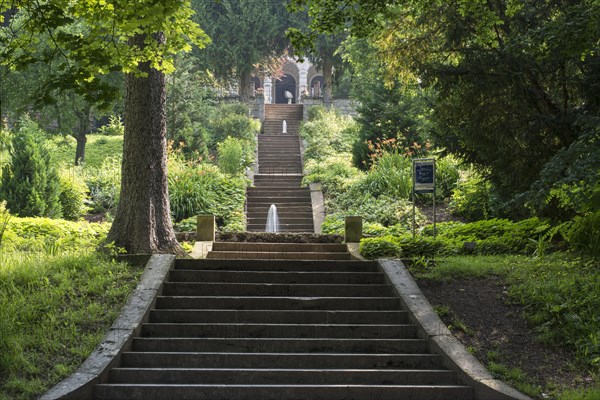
568;211;600;260
360;218;549;259
0;116;61;218
360;237;402;259
449;169;495;221
211;105;259;148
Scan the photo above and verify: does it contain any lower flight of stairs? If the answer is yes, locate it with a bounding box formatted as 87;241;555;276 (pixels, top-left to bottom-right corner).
94;247;473;400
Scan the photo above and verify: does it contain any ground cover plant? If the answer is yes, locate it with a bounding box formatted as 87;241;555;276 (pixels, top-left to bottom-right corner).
407;254;600;399
0;212;141;400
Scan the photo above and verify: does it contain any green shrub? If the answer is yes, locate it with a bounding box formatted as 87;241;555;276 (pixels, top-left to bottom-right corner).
360;237;402;259
1;216;109;254
357;151;413;199
0;116;61;218
168;157;247;227
58;170;89;221
217;137;248;175
334;189;421;228
95;115;124;136
300;108;357;161
0;201;10;251
434;155;461;200
449;168;495;221
174;217;197;232
359;218;549;259
84;155;122;215
303;156;362;197
568;211;600;259
211;110;259;147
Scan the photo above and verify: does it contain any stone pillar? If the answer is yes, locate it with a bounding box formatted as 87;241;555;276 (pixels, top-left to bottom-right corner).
196;215;215;242
345;216;363;243
297;60;310;102
263;77;272;104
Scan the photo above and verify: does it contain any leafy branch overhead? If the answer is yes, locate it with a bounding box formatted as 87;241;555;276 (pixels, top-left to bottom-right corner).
0;0;210;91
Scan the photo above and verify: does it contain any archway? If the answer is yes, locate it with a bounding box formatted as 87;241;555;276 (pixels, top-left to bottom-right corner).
275;74;297;104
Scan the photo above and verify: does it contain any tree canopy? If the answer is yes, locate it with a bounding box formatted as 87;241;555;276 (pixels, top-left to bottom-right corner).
290;0;600;213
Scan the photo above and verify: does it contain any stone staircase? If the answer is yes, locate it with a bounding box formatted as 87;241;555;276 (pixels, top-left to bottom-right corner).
263;104;303;136
247;104;314;233
94;247;473;400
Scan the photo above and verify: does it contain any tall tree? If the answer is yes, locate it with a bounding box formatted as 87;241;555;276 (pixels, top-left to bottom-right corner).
290;0;600;208
192;0;291;101
1;1;209;254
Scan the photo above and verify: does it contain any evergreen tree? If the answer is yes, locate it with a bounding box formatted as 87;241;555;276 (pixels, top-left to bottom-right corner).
0;116;61;218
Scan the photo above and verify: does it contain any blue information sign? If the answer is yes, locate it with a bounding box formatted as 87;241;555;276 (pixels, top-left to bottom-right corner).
413;159;435;193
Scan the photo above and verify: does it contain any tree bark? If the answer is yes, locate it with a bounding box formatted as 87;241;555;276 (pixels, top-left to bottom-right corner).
238;70;253;103
74;105;91;166
106;33;184;256
322;55;334;109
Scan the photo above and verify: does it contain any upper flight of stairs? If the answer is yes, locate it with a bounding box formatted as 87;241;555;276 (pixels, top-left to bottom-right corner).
94;253;473;400
263;104;303;136
247;104;314;233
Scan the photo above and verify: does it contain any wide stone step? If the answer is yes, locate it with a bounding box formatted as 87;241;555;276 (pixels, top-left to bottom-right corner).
252;183;304;189
247;197;311;204
163;282;394;297
119;352;443;369
245;218;314;223
258;134;301;141
174;259;380;272
246;213;314;221
210;242;348;253
213;243;343;252
155;296;401;310
141;323;417;339
245;220;315;228
246;202;312;208
108;368;456;385
95;383;472;400
169;270;385;285
148;309;403;324
132;337;424;353
247;188;310;196
246;206;313;213
258;167;304;174
168;271;383;285
205;250;344;260
247;228;316;233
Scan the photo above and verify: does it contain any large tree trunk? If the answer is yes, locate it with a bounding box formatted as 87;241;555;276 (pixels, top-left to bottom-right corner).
238;70;253;103
322;55;334;109
74;105;91;166
106;33;184;256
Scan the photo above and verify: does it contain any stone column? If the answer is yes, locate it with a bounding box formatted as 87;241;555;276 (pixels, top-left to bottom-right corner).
263;77;272;104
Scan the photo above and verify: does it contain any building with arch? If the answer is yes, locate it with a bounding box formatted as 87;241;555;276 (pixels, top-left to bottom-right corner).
259;58;323;104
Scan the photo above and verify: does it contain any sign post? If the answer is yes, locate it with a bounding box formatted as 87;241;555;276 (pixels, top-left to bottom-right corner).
412;158;436;238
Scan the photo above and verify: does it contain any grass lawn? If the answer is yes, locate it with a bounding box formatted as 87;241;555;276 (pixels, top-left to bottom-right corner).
48;135;123;169
0;215;141;400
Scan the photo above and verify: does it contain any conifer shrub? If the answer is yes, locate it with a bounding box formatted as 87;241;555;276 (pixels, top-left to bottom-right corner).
0;116;61;218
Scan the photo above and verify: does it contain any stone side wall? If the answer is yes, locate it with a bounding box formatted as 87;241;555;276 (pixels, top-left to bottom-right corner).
218;96;263;121
301;97;360;120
